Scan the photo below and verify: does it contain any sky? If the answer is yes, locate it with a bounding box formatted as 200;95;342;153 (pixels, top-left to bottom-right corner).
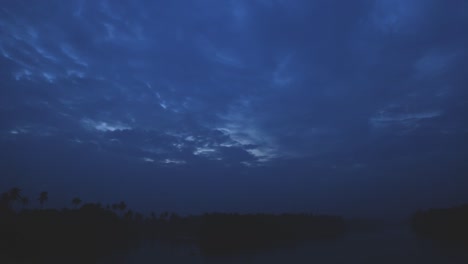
1;0;468;218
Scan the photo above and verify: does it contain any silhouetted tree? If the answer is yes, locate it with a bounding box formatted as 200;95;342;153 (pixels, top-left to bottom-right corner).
134;212;143;223
38;191;48;208
150;212;157;221
170;212;180;223
0;186;349;261
412;205;468;244
160;211;169;221
124;210;134;221
118;201;127;213
20;196;29;209
8;187;22;203
72;197;82;209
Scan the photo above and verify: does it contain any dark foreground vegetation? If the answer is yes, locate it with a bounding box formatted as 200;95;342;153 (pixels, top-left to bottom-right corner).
411;204;468;245
0;187;346;262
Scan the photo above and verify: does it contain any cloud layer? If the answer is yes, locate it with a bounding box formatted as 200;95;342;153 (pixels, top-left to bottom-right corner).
1;0;468;216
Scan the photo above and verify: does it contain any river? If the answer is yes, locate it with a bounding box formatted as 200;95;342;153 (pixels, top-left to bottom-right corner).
99;227;468;264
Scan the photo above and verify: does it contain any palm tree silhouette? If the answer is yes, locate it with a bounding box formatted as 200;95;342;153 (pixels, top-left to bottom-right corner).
38;191;48;208
71;197;82;209
8;187;22;202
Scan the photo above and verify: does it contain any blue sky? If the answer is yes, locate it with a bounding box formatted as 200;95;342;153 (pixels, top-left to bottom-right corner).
1;0;468;217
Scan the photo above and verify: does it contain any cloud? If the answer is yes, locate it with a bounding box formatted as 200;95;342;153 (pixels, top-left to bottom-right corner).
371;0;429;34
1;0;468;215
14;69;33;81
9;128;28;135
161;158;186;165
60;44;89;67
370;105;444;136
81;119;132;132
216;100;281;162
230;0;250;29
142;157;154;163
371;111;442;125
193;147;217;157
414;51;459;79
41;72;56;83
272;54;294;87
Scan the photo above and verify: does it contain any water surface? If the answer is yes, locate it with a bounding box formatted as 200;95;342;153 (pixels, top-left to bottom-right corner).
100;227;468;264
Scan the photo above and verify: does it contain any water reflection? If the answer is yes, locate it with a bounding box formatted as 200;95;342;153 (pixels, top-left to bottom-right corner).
99;227;468;264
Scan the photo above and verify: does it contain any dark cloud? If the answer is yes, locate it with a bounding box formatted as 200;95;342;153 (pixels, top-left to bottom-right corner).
1;0;467;216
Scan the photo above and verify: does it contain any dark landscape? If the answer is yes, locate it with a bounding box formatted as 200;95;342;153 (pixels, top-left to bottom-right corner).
412;204;468;245
2;187;468;263
1;187;348;262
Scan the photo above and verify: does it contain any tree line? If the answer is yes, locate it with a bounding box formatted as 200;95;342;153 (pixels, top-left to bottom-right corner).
412;204;468;245
0;186;348;262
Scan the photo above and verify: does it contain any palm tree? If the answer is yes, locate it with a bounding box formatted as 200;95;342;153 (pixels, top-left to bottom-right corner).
20;196;29;210
8;187;22;202
71;197;82;209
38;191;48;208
